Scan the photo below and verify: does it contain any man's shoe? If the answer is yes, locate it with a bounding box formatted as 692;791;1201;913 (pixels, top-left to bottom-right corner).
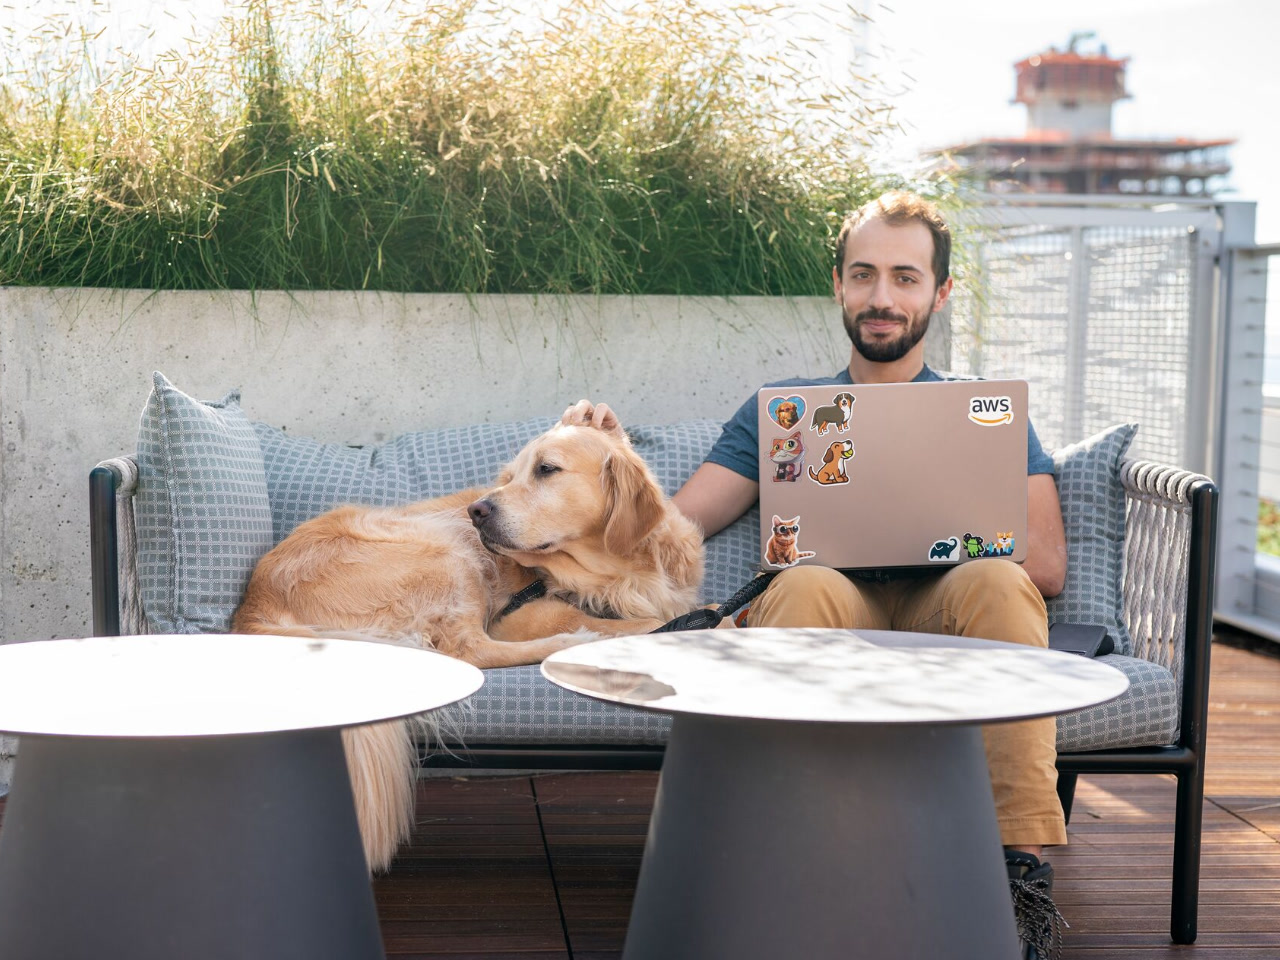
1007;850;1067;960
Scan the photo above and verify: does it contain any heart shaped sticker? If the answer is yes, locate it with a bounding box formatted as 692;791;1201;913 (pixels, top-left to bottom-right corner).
767;395;806;430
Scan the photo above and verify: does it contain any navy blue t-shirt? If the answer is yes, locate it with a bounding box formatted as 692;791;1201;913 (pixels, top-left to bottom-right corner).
706;364;1055;480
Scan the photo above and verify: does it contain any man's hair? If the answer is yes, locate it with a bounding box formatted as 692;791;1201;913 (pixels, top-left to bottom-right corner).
834;191;951;287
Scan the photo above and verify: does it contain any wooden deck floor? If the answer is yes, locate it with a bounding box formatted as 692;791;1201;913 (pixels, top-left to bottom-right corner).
372;636;1280;959
1;635;1277;957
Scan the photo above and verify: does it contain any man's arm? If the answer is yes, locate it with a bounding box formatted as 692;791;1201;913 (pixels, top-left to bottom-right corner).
673;462;759;538
1024;473;1067;599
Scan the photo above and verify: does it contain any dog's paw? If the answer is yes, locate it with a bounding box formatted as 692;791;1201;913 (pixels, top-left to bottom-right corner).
551;627;607;648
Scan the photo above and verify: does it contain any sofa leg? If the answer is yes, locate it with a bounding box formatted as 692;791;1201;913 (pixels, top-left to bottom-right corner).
1055;772;1078;825
1170;762;1205;944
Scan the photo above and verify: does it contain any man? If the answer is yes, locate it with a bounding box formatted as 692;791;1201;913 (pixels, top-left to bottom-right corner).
672;190;1070;958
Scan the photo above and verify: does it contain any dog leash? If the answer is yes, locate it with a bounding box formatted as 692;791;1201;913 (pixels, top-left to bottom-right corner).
649;571;779;633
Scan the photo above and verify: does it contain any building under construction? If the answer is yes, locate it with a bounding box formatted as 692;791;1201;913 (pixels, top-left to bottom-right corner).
931;34;1233;196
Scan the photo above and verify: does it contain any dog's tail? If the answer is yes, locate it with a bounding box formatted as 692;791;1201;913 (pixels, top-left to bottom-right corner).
341;720;418;873
807;464;821;481
229;620;452;874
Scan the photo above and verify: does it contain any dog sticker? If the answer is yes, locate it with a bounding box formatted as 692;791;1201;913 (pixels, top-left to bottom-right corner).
810;392;855;436
983;531;1016;557
766;395;806;430
927;537;959;562
808;439;854;485
968;396;1014;426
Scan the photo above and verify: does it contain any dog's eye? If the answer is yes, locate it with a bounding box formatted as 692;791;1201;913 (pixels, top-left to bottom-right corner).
536;462;561;477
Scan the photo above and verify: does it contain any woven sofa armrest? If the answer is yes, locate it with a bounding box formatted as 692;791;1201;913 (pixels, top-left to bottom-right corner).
89;456;147;637
1119;458;1218;696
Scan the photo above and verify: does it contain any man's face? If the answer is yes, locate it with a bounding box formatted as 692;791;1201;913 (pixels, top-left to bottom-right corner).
833;217;952;363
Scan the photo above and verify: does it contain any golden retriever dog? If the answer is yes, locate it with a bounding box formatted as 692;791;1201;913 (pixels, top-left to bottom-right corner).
232;401;703;871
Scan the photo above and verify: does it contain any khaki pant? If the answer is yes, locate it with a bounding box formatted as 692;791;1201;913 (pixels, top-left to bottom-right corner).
746;561;1067;847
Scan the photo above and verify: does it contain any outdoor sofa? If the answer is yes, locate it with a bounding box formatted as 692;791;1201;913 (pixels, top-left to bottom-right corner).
87;373;1217;944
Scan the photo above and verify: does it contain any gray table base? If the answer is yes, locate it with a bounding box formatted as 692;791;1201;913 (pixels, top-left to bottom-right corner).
622;714;1021;960
0;729;384;960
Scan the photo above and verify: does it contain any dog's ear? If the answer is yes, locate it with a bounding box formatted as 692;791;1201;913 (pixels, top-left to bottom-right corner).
823;445;835;463
601;446;665;554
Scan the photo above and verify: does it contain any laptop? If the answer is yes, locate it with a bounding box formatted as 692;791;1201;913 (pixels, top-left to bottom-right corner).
756;379;1028;572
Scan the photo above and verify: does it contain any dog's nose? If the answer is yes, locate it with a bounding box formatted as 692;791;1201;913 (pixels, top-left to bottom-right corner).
467;499;495;526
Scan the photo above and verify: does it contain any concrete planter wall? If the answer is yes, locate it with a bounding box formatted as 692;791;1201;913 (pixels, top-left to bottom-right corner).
0;287;948;650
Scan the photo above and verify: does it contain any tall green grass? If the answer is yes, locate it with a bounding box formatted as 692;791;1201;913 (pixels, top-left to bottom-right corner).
0;0;940;294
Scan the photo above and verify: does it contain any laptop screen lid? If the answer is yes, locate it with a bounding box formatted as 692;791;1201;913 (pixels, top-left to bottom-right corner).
756;379;1028;572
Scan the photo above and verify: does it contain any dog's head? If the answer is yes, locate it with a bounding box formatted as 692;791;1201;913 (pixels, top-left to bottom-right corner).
467;424;666;562
776;401;799;427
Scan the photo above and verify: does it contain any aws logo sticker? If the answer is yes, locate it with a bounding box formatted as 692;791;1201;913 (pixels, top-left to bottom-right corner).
968;396;1014;426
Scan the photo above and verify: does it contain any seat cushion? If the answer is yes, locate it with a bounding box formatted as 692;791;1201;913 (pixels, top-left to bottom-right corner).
1053;653;1178;752
433;652;1177;754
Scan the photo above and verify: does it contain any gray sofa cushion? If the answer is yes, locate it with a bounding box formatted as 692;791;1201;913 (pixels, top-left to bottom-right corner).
1047;423;1139;654
435;651;1178;754
1054;653;1178;751
135;373;274;633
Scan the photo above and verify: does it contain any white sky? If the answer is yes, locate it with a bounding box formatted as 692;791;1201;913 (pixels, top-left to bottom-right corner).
7;0;1277;243
852;0;1280;242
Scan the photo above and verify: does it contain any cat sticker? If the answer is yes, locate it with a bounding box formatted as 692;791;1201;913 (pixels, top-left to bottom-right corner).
768;431;806;482
764;515;817;568
766;395;806;430
808;439;854;485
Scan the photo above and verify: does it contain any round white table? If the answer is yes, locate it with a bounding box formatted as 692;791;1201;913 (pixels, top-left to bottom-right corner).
542;627;1129;960
0;634;483;960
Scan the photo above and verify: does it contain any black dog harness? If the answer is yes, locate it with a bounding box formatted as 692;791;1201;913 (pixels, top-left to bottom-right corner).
493;580;548;622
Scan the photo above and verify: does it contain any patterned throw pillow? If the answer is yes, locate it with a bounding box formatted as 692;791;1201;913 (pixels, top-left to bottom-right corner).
135;372;274;633
1047;422;1139;654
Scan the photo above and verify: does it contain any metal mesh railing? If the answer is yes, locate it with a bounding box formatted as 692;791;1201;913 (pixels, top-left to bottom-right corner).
950;225;1072;445
951;217;1202;463
1081;228;1194;460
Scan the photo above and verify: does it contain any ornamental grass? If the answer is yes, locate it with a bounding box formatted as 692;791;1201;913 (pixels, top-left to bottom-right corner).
0;0;941;294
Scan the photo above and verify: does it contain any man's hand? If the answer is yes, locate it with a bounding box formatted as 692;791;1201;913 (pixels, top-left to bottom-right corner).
561;399;625;438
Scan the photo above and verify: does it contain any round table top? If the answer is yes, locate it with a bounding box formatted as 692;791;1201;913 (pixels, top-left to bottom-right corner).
542;627;1129;725
0;634;483;737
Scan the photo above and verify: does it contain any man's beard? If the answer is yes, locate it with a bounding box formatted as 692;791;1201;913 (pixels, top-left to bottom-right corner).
843;305;931;363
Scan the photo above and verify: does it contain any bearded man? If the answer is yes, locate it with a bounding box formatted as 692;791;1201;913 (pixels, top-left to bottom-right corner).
671;190;1070;960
